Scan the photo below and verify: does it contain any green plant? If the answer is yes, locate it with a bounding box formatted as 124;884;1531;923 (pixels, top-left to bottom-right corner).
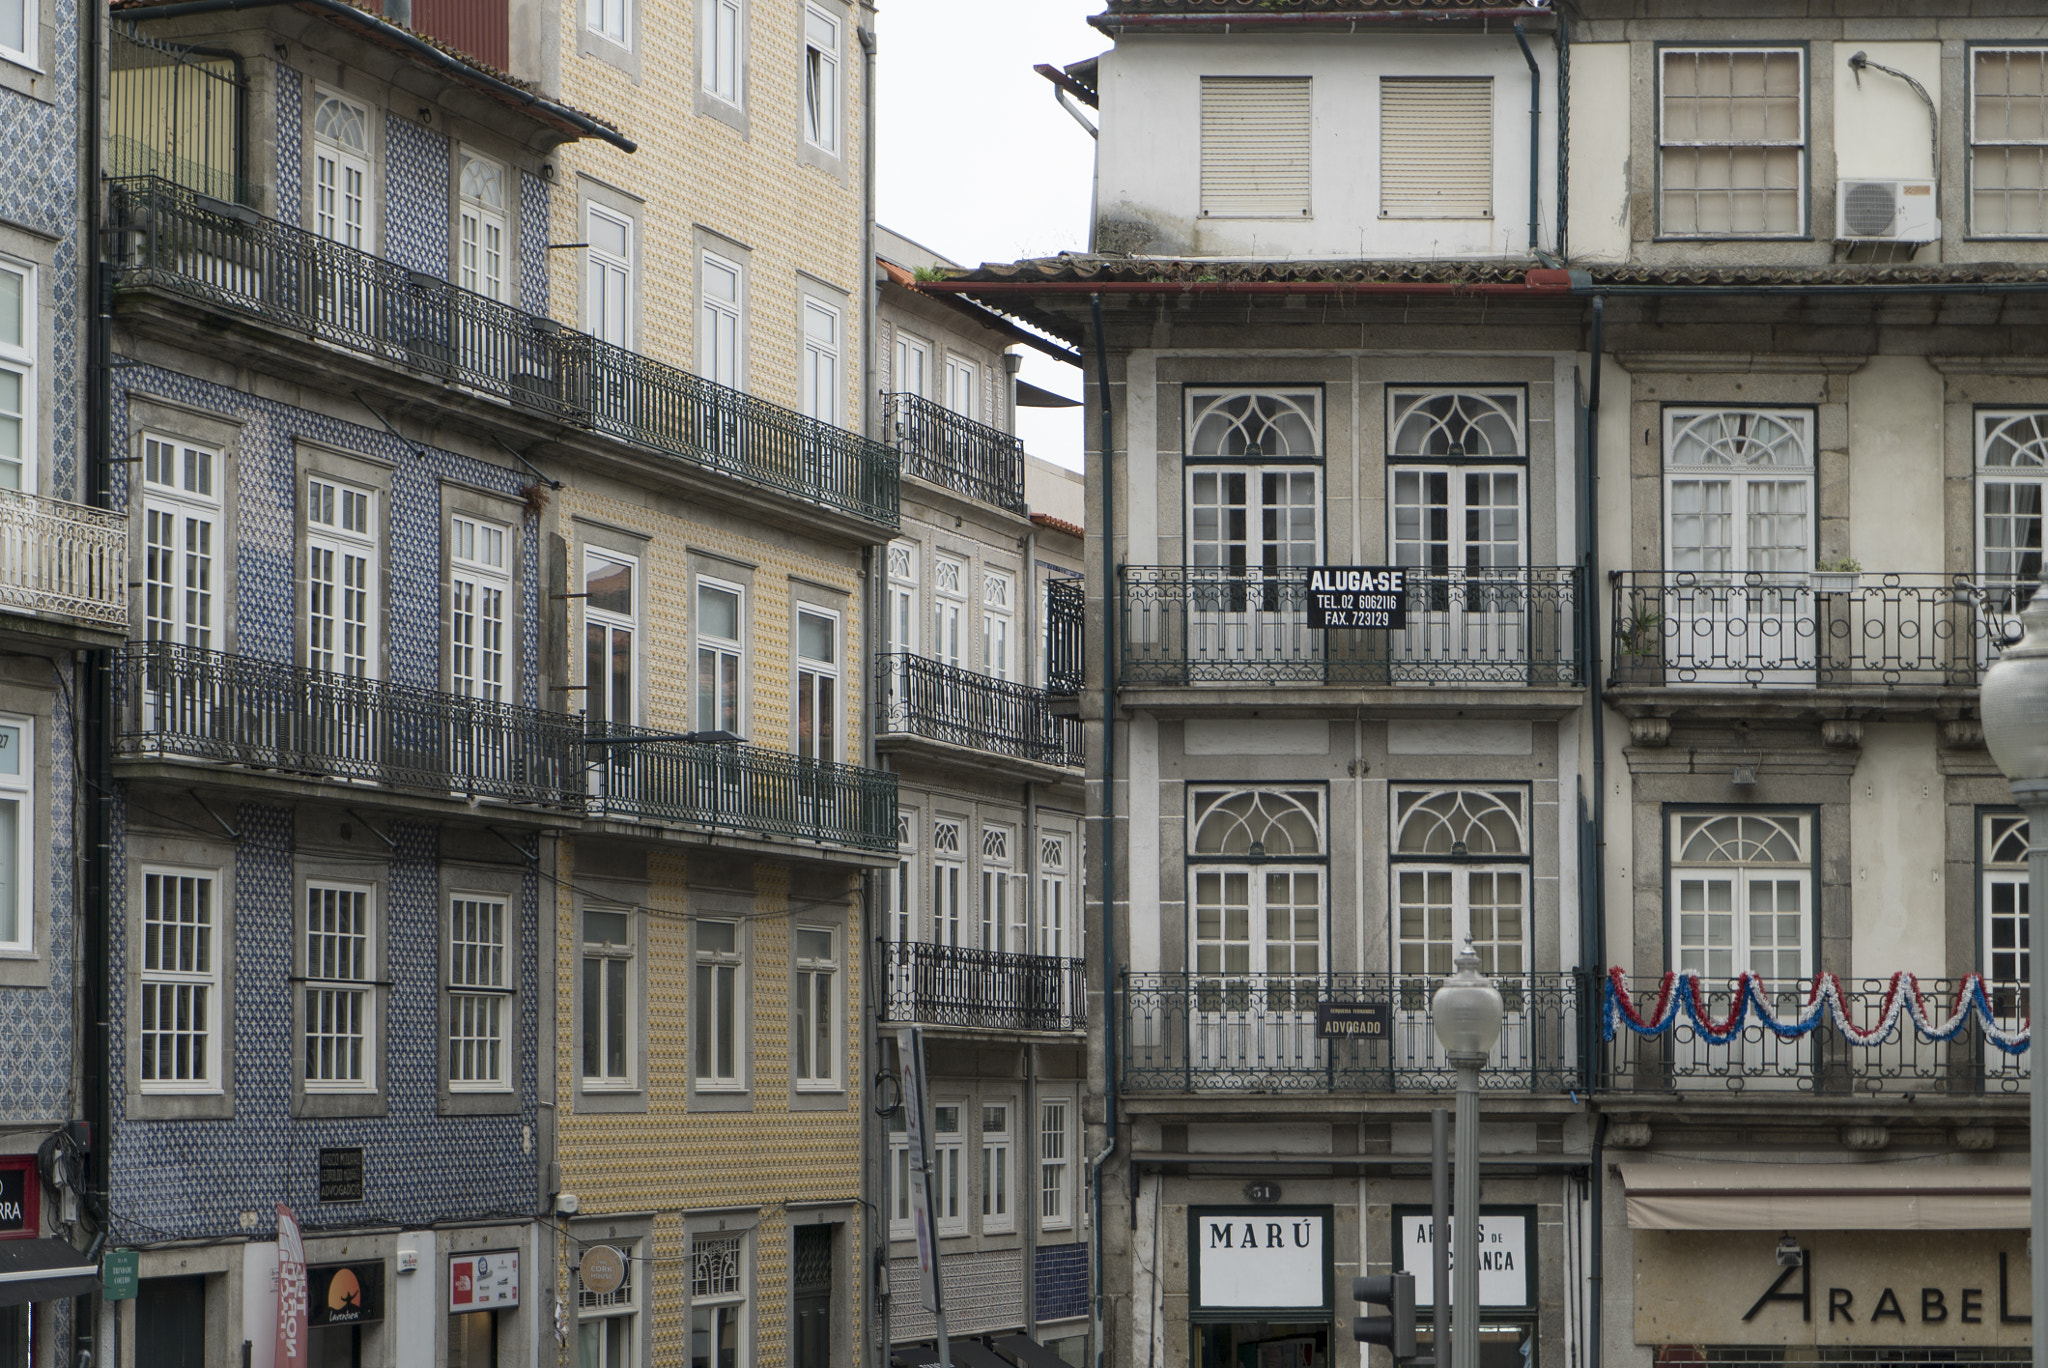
911;265;948;283
1617;606;1665;657
1814;557;1862;573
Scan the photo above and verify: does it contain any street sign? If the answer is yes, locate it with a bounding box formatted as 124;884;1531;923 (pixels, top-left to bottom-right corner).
103;1249;138;1301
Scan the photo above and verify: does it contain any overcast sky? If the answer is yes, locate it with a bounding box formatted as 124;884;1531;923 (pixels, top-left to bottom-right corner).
875;0;1108;470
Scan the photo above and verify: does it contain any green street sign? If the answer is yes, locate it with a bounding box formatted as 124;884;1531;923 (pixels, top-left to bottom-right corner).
103;1249;138;1301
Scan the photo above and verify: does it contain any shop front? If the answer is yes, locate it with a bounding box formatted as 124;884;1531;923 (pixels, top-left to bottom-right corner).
1394;1205;1536;1368
1187;1207;1335;1368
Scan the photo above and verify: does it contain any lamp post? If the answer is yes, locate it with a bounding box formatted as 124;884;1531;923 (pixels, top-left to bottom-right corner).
1976;571;2048;1368
1431;943;1505;1368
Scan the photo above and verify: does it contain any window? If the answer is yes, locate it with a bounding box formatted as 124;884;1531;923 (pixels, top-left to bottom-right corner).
932;555;965;669
587;205;633;347
980;824;1014;953
1972;49;2048;235
982;571;1013;680
1978;411;2048;622
945;356;977;421
695;579;743;734
306;475;378;678
1388;390;1526;575
795;608;837;762
1039;1098;1071;1229
695;920;743;1088
792;926;837;1088
891;812;917;943
701;252;743;390
802;298;841;425
138;866;218;1088
980;1103;1013;1233
304;882;376;1091
1669;811;1812;983
0;717;21;951
448;894;510;1091
587;0;628;48
791;1225;833;1368
313;92;374;252
884;541;918;656
887;1107;913;1237
0;0;35;67
584;550;636;730
581;907;634;1087
577;1238;637;1368
1038;834;1070;960
1381;78;1493;219
1983;813;2030;1017
1184;390;1323;629
0;260;30;491
1659;47;1806;237
931;1102;966;1235
894;333;931;400
1189;788;1326;985
933;820;963;947
1392;789;1528;986
142;435;219;648
1199;76;1311;219
704;0;742;105
1665;408;1813;577
450;514;510;701
802;6;839;155
689;1234;747;1368
457;152;507;303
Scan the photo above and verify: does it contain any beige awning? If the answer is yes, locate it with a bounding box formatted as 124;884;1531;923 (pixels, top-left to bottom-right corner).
1617;1162;2030;1231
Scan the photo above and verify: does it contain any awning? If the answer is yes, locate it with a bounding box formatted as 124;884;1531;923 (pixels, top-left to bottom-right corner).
891;1340;1020;1368
1617;1162;2029;1231
992;1334;1074;1368
0;1239;100;1308
1015;379;1079;409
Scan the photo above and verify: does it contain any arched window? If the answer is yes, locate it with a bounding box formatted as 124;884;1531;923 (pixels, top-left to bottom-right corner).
1669;811;1809;983
1389;390;1524;460
1387;390;1526;575
1186;390;1322;460
1192;788;1324;858
1188;789;1324;982
1983;812;2029;1016
1391;789;1527;982
1664;408;1813;581
1979;410;2048;619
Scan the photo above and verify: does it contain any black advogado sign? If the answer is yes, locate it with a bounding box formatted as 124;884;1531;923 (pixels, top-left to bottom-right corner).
1305;567;1409;630
307;1261;386;1327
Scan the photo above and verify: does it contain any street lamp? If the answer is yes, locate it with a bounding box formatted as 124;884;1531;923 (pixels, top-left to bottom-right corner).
1431;943;1504;1368
1975;572;2048;1368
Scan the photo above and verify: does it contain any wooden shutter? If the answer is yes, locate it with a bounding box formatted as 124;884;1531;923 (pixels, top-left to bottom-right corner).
1381;77;1494;219
1200;77;1312;218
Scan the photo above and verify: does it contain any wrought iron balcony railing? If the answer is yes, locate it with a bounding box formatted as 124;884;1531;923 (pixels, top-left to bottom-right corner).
110;176;898;528
1121;971;1582;1093
880;939;1087;1032
876;653;1082;768
1046;576;1084;697
586;723;897;852
0;488;128;630
1600;974;2031;1095
114;641;584;809
1610;571;2011;690
1120;565;1583;687
884;392;1026;513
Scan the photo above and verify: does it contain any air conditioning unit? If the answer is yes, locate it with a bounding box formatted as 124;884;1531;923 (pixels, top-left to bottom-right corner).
1836;179;1939;242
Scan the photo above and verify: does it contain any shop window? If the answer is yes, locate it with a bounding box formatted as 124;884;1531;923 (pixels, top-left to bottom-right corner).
577;1240;637;1368
689;1233;747;1368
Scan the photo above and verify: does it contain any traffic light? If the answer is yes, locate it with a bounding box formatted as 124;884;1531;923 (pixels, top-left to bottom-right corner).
1352;1272;1417;1358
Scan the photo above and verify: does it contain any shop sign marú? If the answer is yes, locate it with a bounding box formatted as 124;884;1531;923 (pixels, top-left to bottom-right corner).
1189;1206;1334;1315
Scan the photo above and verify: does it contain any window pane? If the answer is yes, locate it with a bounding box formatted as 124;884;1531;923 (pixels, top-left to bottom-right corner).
0;266;21;348
699;585;739;639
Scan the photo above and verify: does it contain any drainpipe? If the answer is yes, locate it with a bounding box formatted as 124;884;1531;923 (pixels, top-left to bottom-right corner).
1587;1114;1608;1368
1582;298;1607;1368
1086;292;1119;1368
1513;22;1542;256
856;26;883;1368
1554;9;1569;262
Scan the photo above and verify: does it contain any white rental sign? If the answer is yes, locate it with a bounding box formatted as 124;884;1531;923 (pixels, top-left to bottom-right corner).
1397;1208;1532;1309
1192;1208;1330;1312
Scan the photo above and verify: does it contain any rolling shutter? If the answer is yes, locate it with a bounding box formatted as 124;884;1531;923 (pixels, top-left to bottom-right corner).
1381;77;1494;219
1200;76;1312;218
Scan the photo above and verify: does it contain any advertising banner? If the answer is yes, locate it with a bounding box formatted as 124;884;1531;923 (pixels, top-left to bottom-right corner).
896;1025;945;1316
275;1206;307;1368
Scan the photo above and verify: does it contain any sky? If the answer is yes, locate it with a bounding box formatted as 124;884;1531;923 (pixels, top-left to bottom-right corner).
875;1;1109;470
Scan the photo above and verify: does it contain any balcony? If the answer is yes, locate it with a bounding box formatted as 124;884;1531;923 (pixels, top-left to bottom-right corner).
1121;972;1583;1094
880;940;1087;1033
1046;576;1083;698
110;176;898;529
876;653;1082;770
885;392;1026;513
0;488;128;642
586;724;897;853
1120;565;1583;688
1610;572;2005;693
114;642;584;810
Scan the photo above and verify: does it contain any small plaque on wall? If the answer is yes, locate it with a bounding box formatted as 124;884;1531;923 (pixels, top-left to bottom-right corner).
318;1148;365;1204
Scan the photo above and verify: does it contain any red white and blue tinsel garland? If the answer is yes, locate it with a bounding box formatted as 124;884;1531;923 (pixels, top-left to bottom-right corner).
1602;968;2030;1055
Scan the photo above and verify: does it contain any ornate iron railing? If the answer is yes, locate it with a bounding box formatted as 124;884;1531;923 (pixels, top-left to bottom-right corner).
1046;576;1084;697
876;653;1082;768
1120;565;1582;686
114;641;584;809
1121;971;1582;1093
1600;975;2030;1095
0;488;128;629
1610;572;2010;689
586;723;897;852
885;392;1026;512
110;176;898;528
879;940;1087;1032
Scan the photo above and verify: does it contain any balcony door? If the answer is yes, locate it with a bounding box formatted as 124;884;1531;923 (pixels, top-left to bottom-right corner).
1663;409;1815;686
312;91;375;335
139;435;220;736
1977;411;2048;666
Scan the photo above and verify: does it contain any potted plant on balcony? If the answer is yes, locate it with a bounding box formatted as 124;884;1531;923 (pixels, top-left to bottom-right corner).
1616;605;1665;663
1813;558;1862;594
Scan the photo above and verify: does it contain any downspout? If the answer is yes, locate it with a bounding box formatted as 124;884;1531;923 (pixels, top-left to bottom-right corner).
1513;22;1541;256
857;26;882;1368
1086;292;1119;1368
1588;1113;1608;1368
1582;297;1607;1368
1554;8;1569;262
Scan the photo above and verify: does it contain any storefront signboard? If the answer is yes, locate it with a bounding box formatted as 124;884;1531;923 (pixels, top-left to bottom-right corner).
1306;567;1409;630
0;1158;37;1240
307;1261;386;1327
1188;1206;1334;1319
1395;1205;1534;1310
450;1251;519;1311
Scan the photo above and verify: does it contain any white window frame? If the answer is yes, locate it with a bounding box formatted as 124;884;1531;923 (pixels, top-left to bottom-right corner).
1187;787;1328;981
885;540;919;656
141;434;220;649
801;296;842;426
450;513;510;702
931;1100;967;1236
0;257;33;493
944;356;977;422
689;1232;750;1368
1669;810;1813;984
587;0;629;49
586;204;634;347
576;1235;639;1368
703;0;743;106
583;548;639;731
0;0;38;70
581;904;637;1089
1039;1096;1072;1230
933;819;964;947
802;5;840;155
932;555;965;670
982;569;1014;681
137;863;221;1092
1971;47;2048;237
1662;407;1815;579
891;812;918;944
792;924;838;1090
894;332;932;401
1983;812;2031;1018
306;473;379;679
303;880;377;1093
1391;788;1530;985
1657;46;1808;239
980;823;1013;953
694;576;745;736
695;918;745;1090
1387;388;1528;575
1977;410;2048;627
794;606;839;763
701;250;744;391
888;1107;914;1238
980;1099;1015;1234
0;715;24;953
311;88;375;253
447;892;511;1093
456;150;508;303
1038;832;1071;961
